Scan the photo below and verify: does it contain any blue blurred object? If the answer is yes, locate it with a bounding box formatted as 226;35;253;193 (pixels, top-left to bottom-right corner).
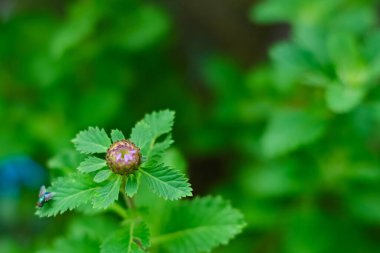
0;155;46;198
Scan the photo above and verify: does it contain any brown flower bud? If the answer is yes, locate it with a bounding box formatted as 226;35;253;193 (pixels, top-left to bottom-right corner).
106;140;141;175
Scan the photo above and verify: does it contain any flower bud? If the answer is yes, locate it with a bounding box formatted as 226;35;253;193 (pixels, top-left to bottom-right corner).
106;140;141;175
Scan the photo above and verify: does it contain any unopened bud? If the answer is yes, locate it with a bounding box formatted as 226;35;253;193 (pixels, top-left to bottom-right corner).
106;140;141;175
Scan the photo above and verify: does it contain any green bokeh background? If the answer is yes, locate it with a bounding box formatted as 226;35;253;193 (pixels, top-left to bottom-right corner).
2;0;380;252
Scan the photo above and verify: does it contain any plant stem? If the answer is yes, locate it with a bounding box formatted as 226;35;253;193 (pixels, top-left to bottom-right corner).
126;195;136;210
108;203;128;219
121;176;136;211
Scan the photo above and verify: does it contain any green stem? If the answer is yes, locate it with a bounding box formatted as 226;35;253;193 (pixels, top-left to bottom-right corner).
121;176;136;211
151;226;212;246
151;234;173;246
108;203;128;219
126;196;136;210
127;222;135;252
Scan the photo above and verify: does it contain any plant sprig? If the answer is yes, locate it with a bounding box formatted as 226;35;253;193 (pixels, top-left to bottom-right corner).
36;110;245;253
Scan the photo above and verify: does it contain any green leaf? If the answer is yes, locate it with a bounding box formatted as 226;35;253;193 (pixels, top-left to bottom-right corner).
152;196;246;253
67;215;119;242
261;110;326;157
134;221;150;249
101;222;150;253
50;1;98;59
111;129;125;143
38;236;99;253
117;5;170;51
93;175;122;209
36;173;98;217
325;84;365;113
142;134;174;168
130;110;175;158
125;174;139;197
148;134;173;161
143;110;175;138
48;148;84;172
72;127;111;154
94;170;113;183
130;121;152;151
140;164;192;200
251;0;294;23
270;42;316;90
38;215;119;253
78;156;107;173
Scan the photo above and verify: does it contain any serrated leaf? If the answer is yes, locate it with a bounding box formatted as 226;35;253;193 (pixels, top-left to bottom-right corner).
36;173;98;217
140;164;192;200
153;196;246;253
94;170;113;183
111;129;125;143
130;121;152;151
78;156;107;173
93;175;122;209
125;174;139;197
143;110;175;138
101;227;133;253
72;127;111;154
130;110;175;160
148;134;173;161
134;222;150;249
261;110;326;158
101;222;150;253
142;134;174;168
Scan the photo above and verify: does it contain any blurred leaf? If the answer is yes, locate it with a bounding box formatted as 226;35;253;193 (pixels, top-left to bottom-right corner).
118;5;170;51
38;236;99;253
284;210;335;253
0;237;24;253
251;0;297;23
348;192;380;223
241;161;301;197
270;42;318;90
48;149;84;171
50;1;99;58
327;33;369;87
261;110;326;157
77;87;123;125
161;148;188;174
67;215;119;241
294;25;329;65
325;84;365;113
330;6;376;35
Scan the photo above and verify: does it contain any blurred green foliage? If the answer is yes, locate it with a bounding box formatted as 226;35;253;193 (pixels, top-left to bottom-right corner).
2;0;380;252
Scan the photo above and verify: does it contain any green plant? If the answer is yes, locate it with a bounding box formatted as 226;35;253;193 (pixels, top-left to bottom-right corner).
36;110;245;253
